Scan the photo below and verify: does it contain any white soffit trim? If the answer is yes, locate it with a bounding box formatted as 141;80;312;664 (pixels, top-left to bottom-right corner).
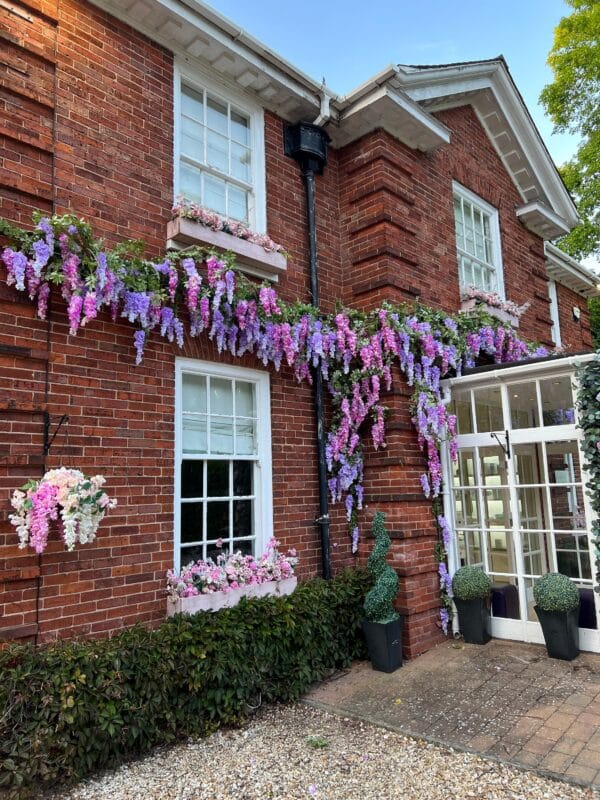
328;84;451;150
516;201;571;240
545;242;600;298
396;62;579;229
88;0;323;120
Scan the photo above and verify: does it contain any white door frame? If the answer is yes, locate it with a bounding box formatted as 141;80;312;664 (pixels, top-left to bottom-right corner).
441;353;600;652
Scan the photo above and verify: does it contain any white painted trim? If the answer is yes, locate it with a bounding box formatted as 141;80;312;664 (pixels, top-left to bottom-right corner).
442;353;597;390
174;358;273;572
453;181;504;299
547;280;562;348
174;61;266;232
545;242;600;298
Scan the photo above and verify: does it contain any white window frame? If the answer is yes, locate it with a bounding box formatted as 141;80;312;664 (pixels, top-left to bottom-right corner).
548;280;562;348
174;358;273;571
174;62;267;233
453;181;504;299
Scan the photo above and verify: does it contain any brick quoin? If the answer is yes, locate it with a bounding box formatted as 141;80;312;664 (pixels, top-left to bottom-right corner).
0;0;593;659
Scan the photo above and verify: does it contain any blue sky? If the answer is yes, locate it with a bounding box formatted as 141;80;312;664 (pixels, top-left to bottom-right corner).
206;0;576;167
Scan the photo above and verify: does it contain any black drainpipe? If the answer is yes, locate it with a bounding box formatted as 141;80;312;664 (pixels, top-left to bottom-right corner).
284;122;332;579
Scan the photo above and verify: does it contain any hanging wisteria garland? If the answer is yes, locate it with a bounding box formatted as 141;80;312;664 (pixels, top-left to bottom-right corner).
0;212;550;631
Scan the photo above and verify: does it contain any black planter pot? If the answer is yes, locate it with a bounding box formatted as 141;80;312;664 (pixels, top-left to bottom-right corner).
362;617;403;673
454;597;491;644
535;605;580;661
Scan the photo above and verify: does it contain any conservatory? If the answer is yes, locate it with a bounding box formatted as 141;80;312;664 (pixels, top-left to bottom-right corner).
442;353;599;652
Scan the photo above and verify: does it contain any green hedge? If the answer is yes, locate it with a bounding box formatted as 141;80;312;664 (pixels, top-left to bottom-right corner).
0;569;369;799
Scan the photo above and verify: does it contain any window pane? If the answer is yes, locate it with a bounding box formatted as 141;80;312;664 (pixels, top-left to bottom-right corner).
231;538;253;556
233;461;252;496
181;461;203;498
483;488;511;528
227;185;249;223
454;489;479;527
550;485;585;529
182;84;204;121
206;95;228;134
204;174;226;215
457;529;482;567
235;381;255;417
182;415;207;454
181;502;204;543
180;161;202;204
233;499;252;537
509;382;539;429
210;418;233;454
231;109;250;145
207;129;228;173
540;376;575;425
450;389;473;434
207;460;229;497
453;449;476;487
546;441;581;483
180;544;205;565
479;447;506;485
207;500;229;540
183;374;207;413
236;419;256;455
486;529;512;574
231;142;251;182
181;116;204;162
211;377;233;414
474;387;503;432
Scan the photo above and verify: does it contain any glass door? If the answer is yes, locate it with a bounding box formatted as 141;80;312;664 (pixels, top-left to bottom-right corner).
447;368;598;649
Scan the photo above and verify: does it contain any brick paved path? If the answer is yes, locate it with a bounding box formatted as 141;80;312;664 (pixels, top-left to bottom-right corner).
306;640;600;787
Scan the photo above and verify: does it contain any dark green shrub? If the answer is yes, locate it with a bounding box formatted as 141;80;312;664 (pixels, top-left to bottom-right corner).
533;572;580;612
363;512;399;624
452;566;491;601
0;569;369;799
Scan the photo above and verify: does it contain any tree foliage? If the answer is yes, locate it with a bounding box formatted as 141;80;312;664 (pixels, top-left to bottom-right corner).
540;0;600;260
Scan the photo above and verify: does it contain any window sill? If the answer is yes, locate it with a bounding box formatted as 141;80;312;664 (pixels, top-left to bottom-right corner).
459;298;519;329
167;576;297;616
167;216;287;282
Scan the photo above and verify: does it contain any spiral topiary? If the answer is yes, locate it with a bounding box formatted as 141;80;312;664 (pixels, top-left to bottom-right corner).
533;572;580;613
363;512;399;624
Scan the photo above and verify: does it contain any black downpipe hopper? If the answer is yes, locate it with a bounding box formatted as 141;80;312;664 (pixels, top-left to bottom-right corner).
284;122;332;580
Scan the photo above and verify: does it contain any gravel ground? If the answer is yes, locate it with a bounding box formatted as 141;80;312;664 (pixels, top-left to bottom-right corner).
48;704;600;800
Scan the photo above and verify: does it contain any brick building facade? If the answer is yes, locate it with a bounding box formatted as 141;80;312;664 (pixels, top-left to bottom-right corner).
1;0;597;657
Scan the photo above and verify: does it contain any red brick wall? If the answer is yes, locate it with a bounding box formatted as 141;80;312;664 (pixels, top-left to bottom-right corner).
0;0;592;657
556;283;593;351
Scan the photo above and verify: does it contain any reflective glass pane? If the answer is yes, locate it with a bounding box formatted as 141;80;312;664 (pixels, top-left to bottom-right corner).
550;485;585;529
181;116;204;162
211;378;233;414
479;448;506;486
490;576;520;619
457;529;482;566
207;460;229;497
206;95;227;134
207;500;229;539
231;538;253;556
204;174;226;215
182;414;207;453
235;381;255;417
454;489;480;527
474;387;503;432
180;161;202;203
520;530;549;576
182;84;204;121
231;109;250;145
227;185;248;222
180;544;204;565
555;533;591;580
233;499;252;537
181;460;203;498
517;487;547;530
235;419;256;455
233;461;252;496
453;450;476;487
210;418;233;454
450;389;473;434
523;577;538;622
486;529;512;574
540;375;575;426
546;441;581;483
483;488;511;528
207;129;228;173
509;382;539;429
514;443;542;485
183;374;207;413
180;502;204;543
231;142;251;182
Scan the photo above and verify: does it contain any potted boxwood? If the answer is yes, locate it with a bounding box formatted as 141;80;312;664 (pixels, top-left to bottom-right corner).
452;566;492;644
362;512;402;672
534;572;580;661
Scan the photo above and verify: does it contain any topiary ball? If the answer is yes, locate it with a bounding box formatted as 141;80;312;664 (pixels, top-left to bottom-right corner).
452;566;491;601
533;573;580;613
